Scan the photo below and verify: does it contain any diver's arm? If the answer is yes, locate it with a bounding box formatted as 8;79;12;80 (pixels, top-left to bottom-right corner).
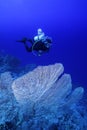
46;36;52;43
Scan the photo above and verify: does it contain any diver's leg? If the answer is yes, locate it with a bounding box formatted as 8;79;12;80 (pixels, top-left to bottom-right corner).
23;43;32;52
27;39;34;45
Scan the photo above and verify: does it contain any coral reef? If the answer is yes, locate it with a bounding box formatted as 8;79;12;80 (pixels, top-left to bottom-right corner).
0;51;36;78
0;51;20;73
0;61;87;130
0;72;19;130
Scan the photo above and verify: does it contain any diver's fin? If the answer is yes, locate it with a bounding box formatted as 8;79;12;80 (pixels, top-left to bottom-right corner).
16;38;27;44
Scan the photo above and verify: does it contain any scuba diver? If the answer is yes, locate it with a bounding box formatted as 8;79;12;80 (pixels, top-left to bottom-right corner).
16;28;52;56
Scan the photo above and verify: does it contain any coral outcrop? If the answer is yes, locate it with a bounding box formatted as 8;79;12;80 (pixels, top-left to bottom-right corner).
12;63;86;129
0;72;19;129
12;63;84;108
0;51;36;78
0;63;87;129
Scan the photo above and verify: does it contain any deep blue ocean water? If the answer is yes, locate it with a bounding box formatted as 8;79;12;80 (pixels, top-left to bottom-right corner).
0;0;87;88
0;1;87;129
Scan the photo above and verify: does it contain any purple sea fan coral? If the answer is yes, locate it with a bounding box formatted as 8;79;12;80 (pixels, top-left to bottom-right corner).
12;63;84;111
0;63;86;129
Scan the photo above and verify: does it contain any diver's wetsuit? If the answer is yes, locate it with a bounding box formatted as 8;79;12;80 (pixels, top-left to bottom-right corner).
23;38;52;53
17;37;52;56
23;42;32;52
23;39;34;52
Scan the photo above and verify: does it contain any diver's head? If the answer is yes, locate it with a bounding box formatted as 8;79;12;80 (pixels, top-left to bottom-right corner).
37;28;43;35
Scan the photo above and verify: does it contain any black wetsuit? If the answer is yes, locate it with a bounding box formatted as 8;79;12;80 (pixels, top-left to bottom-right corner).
24;37;52;53
17;37;52;55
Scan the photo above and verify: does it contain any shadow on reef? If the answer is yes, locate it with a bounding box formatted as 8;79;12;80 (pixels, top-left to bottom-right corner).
0;52;87;130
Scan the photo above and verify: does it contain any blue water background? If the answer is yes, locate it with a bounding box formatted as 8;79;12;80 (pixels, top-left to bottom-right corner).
0;0;87;88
